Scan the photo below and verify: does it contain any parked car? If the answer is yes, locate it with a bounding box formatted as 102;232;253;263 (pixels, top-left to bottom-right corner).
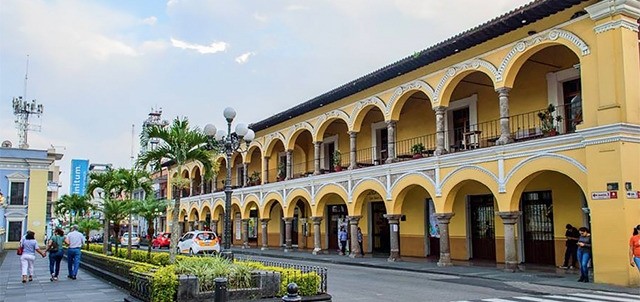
152;232;171;249
177;231;220;255
120;232;141;248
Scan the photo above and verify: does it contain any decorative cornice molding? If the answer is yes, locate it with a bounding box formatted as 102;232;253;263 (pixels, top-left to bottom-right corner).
585;0;640;21
386;80;436;114
593;19;639;33
433;59;499;101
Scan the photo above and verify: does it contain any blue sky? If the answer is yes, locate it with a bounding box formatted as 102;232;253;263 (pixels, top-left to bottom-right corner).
0;0;531;194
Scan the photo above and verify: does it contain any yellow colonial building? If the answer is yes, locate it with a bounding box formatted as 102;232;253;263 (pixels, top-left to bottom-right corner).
167;0;640;286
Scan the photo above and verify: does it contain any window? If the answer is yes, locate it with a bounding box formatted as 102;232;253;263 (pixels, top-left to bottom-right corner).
10;182;25;205
48;171;54;181
8;221;23;241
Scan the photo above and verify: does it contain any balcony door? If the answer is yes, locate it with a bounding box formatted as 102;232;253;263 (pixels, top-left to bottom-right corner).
562;79;582;133
372;121;388;164
446;94;478;151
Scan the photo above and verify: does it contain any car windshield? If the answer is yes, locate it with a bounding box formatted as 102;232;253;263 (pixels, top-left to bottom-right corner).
123;233;138;238
197;233;215;240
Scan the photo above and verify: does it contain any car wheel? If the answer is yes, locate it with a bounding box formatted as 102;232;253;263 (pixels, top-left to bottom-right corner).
176;247;181;254
189;248;195;256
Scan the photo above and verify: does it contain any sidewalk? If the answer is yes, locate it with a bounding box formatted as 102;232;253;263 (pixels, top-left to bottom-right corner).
0;251;127;302
230;247;640;295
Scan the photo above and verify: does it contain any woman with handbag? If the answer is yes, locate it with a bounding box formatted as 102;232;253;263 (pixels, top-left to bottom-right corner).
47;228;66;281
20;230;47;283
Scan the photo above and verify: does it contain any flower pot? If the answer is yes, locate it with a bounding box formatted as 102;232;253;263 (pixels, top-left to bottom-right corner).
412;153;423;159
334;165;342;172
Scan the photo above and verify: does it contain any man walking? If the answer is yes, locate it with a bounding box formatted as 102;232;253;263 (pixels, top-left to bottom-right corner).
65;225;85;279
559;224;580;269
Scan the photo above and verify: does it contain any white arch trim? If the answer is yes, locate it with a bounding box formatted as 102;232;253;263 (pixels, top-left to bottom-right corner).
390;172;437;194
385;80;436;116
504;153;587;186
438;165;500;195
350;177;388;201
350;96;387;128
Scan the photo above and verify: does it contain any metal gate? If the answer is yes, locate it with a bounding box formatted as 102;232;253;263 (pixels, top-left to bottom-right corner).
522;190;555;265
470;195;496;261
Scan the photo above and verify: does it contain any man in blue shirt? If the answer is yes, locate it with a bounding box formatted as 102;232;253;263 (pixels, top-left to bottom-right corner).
338;227;348;255
65;225;85;279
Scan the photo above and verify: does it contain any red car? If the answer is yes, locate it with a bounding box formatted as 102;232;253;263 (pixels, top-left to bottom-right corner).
152;232;171;249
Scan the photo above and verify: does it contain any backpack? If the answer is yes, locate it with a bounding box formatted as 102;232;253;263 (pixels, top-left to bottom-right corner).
48;236;59;253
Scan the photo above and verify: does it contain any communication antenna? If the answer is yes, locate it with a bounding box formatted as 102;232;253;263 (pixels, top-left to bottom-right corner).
13;55;43;149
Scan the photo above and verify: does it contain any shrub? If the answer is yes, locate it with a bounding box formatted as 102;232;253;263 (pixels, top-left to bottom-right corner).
152;265;177;302
150;253;170;266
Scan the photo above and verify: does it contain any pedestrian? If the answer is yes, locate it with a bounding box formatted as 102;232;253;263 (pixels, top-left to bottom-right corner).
357;227;364;256
630;225;640;274
559;224;580;269
47;227;66;281
576;227;592;282
65;225;85;280
338;227;348;256
19;230;47;283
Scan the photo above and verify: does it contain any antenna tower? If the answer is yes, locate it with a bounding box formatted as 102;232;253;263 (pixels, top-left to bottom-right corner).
13;55;43;149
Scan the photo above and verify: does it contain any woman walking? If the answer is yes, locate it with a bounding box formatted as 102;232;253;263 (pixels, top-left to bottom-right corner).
576;227;592;282
47;228;66;281
20;230;47;283
630;225;640;274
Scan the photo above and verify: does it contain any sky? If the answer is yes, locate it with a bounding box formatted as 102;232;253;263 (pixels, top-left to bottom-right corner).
0;0;532;195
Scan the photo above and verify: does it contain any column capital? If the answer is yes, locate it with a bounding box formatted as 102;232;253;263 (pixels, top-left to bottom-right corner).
347;215;362;224
241;218;250;223
495;87;511;95
385;120;397;127
434;105;447;113
498;211;521;224
435;212;454;224
314;141;322;146
282;217;294;223
348;131;358;137
383;214;402;223
310;216;323;223
259;218;271;223
211;220;219;223
263;156;270;160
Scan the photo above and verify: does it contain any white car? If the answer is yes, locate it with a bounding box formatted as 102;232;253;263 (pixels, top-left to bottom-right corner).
120;232;141;248
177;231;220;255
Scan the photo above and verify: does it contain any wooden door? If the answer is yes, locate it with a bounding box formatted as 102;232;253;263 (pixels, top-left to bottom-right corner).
327;205;347;251
372;202;390;254
470;195;496;261
522;191;555;265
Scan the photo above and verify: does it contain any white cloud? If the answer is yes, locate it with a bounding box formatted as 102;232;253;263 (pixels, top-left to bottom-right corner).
167;0;179;7
141;16;158;26
235;52;255;64
285;5;309;11
253;12;268;23
171;38;229;54
140;40;168;53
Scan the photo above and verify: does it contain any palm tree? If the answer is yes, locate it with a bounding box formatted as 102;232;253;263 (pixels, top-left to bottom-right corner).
114;168;153;259
54;194;93;225
137;117;215;263
101;199;130;255
132;197;168;258
87;168;121;254
76;217;102;249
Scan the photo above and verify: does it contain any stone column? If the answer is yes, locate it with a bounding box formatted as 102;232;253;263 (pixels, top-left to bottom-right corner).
499;211;521;272
283;217;294;252
263;156;269;184
347;216;362;258
285;150;293;180
434;106;447;155
348;131;357;170
435;213;454;267
384;214;402;262
311;217;323;255
211;220;218;234
242;163;248;187
385;121;397;164
313;142;322;175
260;218;270;250
241;219;249;249
496;88;513;145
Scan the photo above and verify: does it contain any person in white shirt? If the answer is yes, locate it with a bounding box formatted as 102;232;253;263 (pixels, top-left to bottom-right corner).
64;225;85;279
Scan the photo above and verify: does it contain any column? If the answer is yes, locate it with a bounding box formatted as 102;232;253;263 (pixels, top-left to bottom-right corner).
241;219;249;249
385;121;397;164
260;218;270;250
211;220;218;234
311;217;323;255
347;215;362;258
313;142;322;175
348;131;357;169
213;175;218;191
435;213;454;267
384;214;402;262
242;163;248;187
496;87;513;145
285;150;293;180
499;211;521;272
263;156;269;184
283;217;294;252
434;106;447;155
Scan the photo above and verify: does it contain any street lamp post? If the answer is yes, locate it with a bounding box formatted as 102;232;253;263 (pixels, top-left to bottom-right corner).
204;107;255;259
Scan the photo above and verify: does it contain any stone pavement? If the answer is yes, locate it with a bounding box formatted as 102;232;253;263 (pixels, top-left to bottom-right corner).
230;247;640;295
0;251;127;302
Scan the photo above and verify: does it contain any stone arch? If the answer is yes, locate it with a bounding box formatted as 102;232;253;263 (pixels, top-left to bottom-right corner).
350;178;388;216
285;188;313;217
188;207;199;222
349;96;387;131
261;195;285;219
435;60;499;107
315;183;348;208
179;208;188;221
500;29;590;88
285;122;315;151
390;173;437;214
212;202;225;218
242;197;260;219
231;196;241;209
244;143;263;163
313;110;351;139
440;166;500;213
201;202;212;218
264;133;287;156
386;80;436;121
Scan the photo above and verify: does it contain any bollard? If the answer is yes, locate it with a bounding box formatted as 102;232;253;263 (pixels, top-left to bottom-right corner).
282;282;301;302
214;277;228;302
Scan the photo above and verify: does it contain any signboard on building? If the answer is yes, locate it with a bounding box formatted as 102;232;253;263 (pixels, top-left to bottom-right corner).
70;159;89;195
590;191;618;200
626;191;640;199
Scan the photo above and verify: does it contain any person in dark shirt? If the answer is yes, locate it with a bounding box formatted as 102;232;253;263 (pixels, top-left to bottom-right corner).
577;227;592;282
559;224;580;269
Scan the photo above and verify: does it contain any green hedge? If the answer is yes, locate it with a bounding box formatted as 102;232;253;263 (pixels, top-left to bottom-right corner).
239;260;321;296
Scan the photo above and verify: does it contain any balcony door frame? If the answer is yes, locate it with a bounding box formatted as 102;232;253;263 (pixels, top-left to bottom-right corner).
371;121;387;164
445;94;478;151
321;135;338;171
546;66;580;134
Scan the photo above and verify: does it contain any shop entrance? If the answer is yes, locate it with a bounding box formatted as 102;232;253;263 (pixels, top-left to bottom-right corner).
327;204;347;251
522;190;555;265
469;195;496;261
371;201;390;254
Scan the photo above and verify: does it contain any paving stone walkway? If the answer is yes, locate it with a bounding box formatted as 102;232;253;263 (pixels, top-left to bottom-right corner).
0;251;127;302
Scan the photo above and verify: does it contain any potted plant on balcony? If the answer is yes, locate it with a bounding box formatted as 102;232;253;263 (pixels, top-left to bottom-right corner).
411;143;426;159
537;104;563;136
277;162;286;181
248;171;261;186
333;150;342;172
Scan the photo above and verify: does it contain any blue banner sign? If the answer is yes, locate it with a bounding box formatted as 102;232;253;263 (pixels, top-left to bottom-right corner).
70;159;89;196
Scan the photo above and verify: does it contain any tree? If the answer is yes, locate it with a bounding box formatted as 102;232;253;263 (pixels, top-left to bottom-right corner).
87;168;121;254
54;194;93;225
137;117;215;263
114;168;153;259
101;199;130;256
132;197;168;258
76;217;102;249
